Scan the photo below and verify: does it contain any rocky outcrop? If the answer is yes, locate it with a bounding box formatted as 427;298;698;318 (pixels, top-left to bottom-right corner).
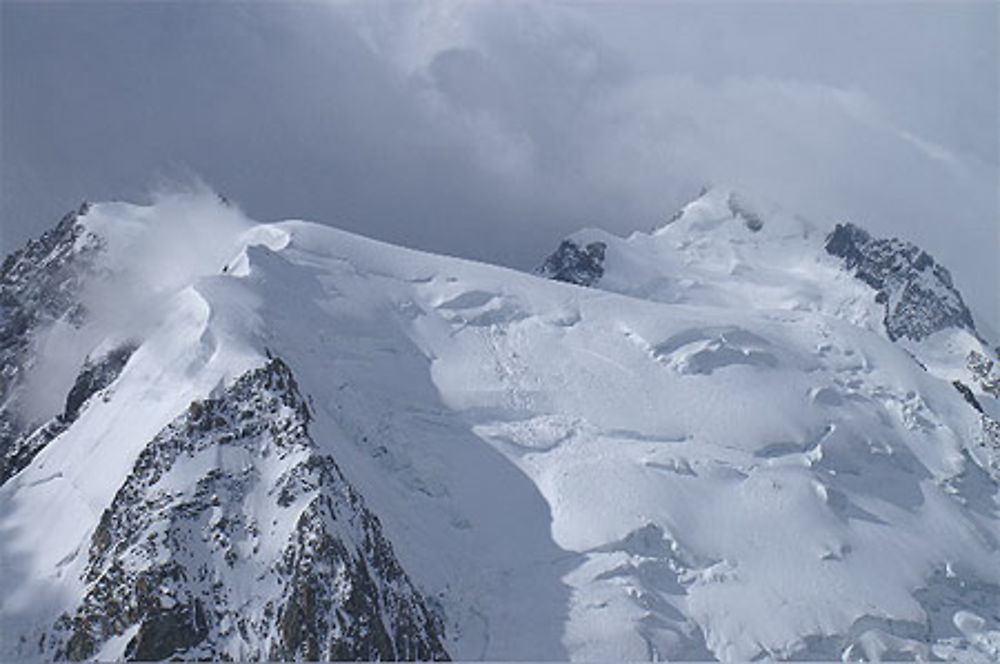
974;414;1000;483
537;240;607;287
825;223;975;341
953;381;984;414
48;357;448;661
967;350;1000;399
62;343;137;421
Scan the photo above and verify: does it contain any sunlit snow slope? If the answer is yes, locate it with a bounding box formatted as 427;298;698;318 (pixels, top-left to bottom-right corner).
1;189;998;661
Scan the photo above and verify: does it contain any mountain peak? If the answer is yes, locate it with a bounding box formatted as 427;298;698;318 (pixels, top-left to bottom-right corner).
653;185;815;239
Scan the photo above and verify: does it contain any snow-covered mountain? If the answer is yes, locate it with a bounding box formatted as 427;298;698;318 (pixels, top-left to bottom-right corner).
1;187;998;661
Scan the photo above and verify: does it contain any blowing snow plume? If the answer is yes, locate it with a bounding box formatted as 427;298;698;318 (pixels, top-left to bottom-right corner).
15;183;253;429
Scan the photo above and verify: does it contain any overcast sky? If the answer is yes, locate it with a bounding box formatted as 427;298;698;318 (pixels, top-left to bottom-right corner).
2;1;997;329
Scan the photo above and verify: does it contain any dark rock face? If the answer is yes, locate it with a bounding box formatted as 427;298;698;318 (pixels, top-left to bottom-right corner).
0;204;102;485
953;381;984;414
825;223;975;341
124;601;210;661
62;343;137;422
537;240;607;287
49;357;449;661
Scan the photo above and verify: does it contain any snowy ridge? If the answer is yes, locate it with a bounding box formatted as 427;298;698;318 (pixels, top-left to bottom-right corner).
1;190;999;661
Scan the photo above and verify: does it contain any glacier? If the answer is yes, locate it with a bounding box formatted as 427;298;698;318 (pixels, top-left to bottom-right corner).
1;187;998;661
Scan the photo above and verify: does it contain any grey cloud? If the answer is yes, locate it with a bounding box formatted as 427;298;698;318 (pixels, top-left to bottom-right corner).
1;1;996;329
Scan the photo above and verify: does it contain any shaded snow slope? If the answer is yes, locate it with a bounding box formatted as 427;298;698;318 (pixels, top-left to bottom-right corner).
2;191;999;661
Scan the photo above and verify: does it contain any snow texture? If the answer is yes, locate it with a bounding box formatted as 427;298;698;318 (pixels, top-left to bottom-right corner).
1;188;998;661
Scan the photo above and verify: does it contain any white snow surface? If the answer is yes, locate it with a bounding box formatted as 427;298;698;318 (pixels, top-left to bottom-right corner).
2;189;999;661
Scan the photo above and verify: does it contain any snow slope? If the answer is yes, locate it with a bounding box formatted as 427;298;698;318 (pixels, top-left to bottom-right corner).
1;190;998;661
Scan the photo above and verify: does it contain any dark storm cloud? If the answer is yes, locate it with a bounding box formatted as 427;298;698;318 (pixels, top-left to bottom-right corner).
1;1;996;329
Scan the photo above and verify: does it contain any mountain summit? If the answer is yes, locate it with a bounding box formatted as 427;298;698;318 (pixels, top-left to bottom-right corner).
1;189;998;661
